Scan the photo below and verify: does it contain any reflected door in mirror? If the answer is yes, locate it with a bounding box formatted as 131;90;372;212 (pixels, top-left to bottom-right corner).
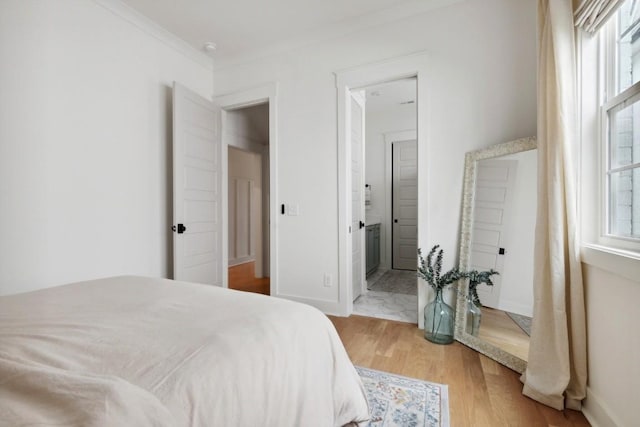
470;159;518;308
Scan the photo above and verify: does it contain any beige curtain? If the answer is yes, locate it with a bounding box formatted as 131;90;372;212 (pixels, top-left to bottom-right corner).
521;0;587;411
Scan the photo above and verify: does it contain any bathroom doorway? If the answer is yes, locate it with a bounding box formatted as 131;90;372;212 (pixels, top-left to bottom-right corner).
352;77;418;323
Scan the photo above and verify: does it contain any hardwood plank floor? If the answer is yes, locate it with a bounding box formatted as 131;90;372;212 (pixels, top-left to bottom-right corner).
329;315;590;427
228;262;270;295
479;307;530;362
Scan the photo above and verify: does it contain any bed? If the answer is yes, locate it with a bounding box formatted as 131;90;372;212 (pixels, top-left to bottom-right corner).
0;276;369;426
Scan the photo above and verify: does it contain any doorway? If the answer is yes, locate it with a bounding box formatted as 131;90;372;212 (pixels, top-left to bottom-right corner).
336;52;428;322
350;78;419;323
225;104;271;295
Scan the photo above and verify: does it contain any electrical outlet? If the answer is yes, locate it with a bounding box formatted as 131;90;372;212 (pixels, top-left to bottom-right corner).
323;273;332;287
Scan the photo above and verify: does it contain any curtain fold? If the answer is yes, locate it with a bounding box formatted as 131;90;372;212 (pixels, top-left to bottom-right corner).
521;0;588;411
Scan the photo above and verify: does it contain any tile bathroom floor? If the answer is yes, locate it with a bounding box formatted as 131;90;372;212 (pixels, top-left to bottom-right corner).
353;269;418;324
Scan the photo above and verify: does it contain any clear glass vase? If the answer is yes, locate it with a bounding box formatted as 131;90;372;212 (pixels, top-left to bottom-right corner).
424;288;454;344
466;297;482;337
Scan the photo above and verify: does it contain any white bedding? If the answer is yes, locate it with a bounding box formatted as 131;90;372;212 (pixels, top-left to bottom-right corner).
0;276;369;426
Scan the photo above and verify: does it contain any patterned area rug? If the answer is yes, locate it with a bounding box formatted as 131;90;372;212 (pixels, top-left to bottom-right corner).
506;312;532;336
356;366;449;427
368;270;418;296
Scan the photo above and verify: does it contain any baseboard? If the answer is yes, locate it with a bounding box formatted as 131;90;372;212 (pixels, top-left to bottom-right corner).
497;299;533;318
228;257;255;267
582;386;621;427
275;293;343;316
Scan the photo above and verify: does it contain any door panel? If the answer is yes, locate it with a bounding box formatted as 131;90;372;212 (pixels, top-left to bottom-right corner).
392;140;418;270
399;224;417;239
350;93;366;301
470;159;518;308
173;82;222;285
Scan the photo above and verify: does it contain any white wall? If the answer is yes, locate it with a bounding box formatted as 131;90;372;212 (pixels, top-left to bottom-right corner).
213;0;537;313
497;149;536;317
365;103;416;270
0;0;213;295
226;104;269;149
582;265;640;427
578;26;640;427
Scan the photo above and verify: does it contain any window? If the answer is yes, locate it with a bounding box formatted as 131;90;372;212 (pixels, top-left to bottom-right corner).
602;0;640;242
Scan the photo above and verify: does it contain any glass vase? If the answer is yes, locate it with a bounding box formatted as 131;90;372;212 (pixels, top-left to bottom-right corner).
424;288;454;344
466;297;482;337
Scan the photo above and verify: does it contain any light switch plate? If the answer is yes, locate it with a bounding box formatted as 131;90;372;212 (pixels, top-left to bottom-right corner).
287;203;299;216
323;274;332;287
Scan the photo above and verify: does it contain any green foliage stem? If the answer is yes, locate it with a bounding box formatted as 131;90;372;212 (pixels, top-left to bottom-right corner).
417;246;500;306
417;245;465;292
466;269;499;306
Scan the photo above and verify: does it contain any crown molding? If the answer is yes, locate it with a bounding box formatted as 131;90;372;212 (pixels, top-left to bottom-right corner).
93;0;213;70
213;0;463;71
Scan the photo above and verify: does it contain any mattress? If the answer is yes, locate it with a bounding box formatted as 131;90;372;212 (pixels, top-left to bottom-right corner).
0;276;369;426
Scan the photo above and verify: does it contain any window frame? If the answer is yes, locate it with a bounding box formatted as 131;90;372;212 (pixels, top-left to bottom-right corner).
598;11;640;249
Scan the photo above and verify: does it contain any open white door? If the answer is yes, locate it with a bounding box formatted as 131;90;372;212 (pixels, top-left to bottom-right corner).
173;82;223;285
470;159;518;308
350;91;366;301
392;140;418;270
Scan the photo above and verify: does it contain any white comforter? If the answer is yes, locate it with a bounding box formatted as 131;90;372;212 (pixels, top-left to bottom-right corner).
0;276;369;426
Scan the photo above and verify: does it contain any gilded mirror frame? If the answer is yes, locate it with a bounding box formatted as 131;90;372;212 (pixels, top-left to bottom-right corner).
455;136;537;373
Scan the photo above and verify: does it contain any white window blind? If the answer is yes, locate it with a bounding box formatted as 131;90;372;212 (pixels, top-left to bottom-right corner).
575;0;626;32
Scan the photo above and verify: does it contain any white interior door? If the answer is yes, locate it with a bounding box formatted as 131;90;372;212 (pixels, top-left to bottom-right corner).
470;159;518;308
392;140;418;270
350;92;366;301
228;177;254;265
173;82;222;285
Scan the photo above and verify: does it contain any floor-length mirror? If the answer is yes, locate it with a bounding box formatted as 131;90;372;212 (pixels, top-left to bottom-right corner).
455;137;537;373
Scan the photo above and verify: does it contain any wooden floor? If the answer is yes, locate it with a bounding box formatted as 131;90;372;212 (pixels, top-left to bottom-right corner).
228;262;270;295
330;315;590;427
479;308;530;362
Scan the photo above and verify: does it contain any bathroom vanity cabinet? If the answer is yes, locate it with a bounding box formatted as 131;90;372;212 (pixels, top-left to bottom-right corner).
366;223;380;277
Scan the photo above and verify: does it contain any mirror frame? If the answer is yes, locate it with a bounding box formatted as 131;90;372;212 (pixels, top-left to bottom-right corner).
454;136;537;373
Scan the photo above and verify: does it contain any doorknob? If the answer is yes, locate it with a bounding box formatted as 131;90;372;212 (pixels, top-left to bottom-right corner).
359;221;365;229
394;219;398;223
498;247;505;255
172;223;187;234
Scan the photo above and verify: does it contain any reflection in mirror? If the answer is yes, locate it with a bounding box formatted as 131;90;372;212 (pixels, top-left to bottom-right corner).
455;137;537;373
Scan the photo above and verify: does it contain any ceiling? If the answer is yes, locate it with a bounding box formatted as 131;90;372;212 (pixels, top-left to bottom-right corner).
119;0;437;67
364;78;416;114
